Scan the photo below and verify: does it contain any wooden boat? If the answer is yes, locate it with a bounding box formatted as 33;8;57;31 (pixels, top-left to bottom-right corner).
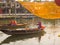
0;28;44;35
0;21;45;35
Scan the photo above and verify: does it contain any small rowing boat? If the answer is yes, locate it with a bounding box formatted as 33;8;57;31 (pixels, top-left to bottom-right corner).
0;25;45;35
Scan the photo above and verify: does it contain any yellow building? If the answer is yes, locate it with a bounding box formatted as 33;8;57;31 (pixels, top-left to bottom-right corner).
18;0;60;19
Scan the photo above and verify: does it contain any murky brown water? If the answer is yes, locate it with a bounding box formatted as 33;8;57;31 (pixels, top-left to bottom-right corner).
0;18;60;45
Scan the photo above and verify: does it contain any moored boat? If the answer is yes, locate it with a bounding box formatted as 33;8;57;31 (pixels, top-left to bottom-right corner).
0;28;44;35
0;24;45;35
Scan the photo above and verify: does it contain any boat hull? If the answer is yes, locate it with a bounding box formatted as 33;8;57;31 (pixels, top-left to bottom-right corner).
0;29;42;35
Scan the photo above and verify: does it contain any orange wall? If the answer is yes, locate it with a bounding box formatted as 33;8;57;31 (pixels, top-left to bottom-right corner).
18;1;60;19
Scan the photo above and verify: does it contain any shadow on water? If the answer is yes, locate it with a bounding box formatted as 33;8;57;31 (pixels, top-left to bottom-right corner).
0;30;46;45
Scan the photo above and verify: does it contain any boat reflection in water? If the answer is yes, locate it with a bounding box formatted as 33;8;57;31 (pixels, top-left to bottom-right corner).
0;30;46;45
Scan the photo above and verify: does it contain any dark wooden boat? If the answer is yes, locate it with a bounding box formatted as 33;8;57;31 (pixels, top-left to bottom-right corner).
0;22;45;35
0;28;44;35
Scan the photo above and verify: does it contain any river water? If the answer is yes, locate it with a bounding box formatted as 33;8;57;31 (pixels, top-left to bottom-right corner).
0;18;60;45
